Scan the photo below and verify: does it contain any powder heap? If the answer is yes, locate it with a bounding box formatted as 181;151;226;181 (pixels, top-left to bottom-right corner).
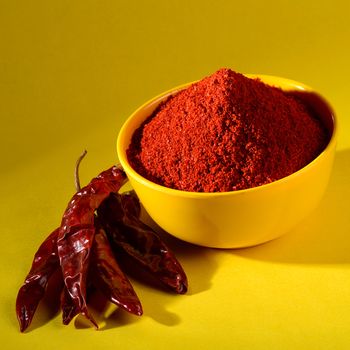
127;68;327;192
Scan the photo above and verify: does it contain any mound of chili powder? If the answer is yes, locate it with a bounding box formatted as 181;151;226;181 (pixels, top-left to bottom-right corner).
127;68;327;192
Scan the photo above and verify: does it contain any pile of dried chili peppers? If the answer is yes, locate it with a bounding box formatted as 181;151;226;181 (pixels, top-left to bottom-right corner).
16;155;187;332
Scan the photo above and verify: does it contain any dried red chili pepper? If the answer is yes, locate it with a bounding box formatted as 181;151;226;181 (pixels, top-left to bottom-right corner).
61;286;79;325
57;165;127;328
98;193;188;294
17;157;188;333
16;228;60;332
120;190;141;218
90;221;143;316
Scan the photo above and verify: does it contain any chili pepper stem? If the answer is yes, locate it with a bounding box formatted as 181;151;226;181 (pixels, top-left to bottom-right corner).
74;150;87;192
58;164;127;330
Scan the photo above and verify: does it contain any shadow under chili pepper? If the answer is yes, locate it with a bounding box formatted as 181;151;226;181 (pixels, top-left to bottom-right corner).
73;288;142;330
102;307;142;330
233;149;350;264
132;287;182;327
72;274;182;329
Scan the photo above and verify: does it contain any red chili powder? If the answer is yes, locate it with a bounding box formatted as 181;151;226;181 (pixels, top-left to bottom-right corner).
127;68;327;192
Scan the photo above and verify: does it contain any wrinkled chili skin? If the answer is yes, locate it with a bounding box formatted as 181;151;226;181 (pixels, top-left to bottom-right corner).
90;222;143;316
16;164;189;332
61;286;79;325
120;190;141;218
16;228;60;332
57;166;127;327
98;193;188;294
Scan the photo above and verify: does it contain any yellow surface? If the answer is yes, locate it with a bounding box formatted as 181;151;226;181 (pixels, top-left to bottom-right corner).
1;1;350;349
117;76;337;248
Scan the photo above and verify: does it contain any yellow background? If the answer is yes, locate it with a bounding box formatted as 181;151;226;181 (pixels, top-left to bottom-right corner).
1;1;350;349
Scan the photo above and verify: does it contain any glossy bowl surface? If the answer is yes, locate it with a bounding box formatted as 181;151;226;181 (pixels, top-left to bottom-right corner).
117;75;337;248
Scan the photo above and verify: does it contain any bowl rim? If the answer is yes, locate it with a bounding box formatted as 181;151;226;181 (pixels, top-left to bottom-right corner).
117;74;337;198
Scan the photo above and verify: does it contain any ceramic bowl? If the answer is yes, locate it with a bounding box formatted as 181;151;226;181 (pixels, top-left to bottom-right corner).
117;75;336;248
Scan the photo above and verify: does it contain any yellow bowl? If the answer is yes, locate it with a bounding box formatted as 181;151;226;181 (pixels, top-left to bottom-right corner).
117;75;337;248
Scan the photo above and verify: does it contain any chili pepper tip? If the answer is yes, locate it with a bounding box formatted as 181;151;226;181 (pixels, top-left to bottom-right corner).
17;313;29;333
177;282;188;295
81;311;99;330
125;303;143;316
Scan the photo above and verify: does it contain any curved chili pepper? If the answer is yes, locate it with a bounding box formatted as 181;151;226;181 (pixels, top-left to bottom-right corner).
98;193;188;294
57;165;127;328
16;228;60;332
90;221;143;316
